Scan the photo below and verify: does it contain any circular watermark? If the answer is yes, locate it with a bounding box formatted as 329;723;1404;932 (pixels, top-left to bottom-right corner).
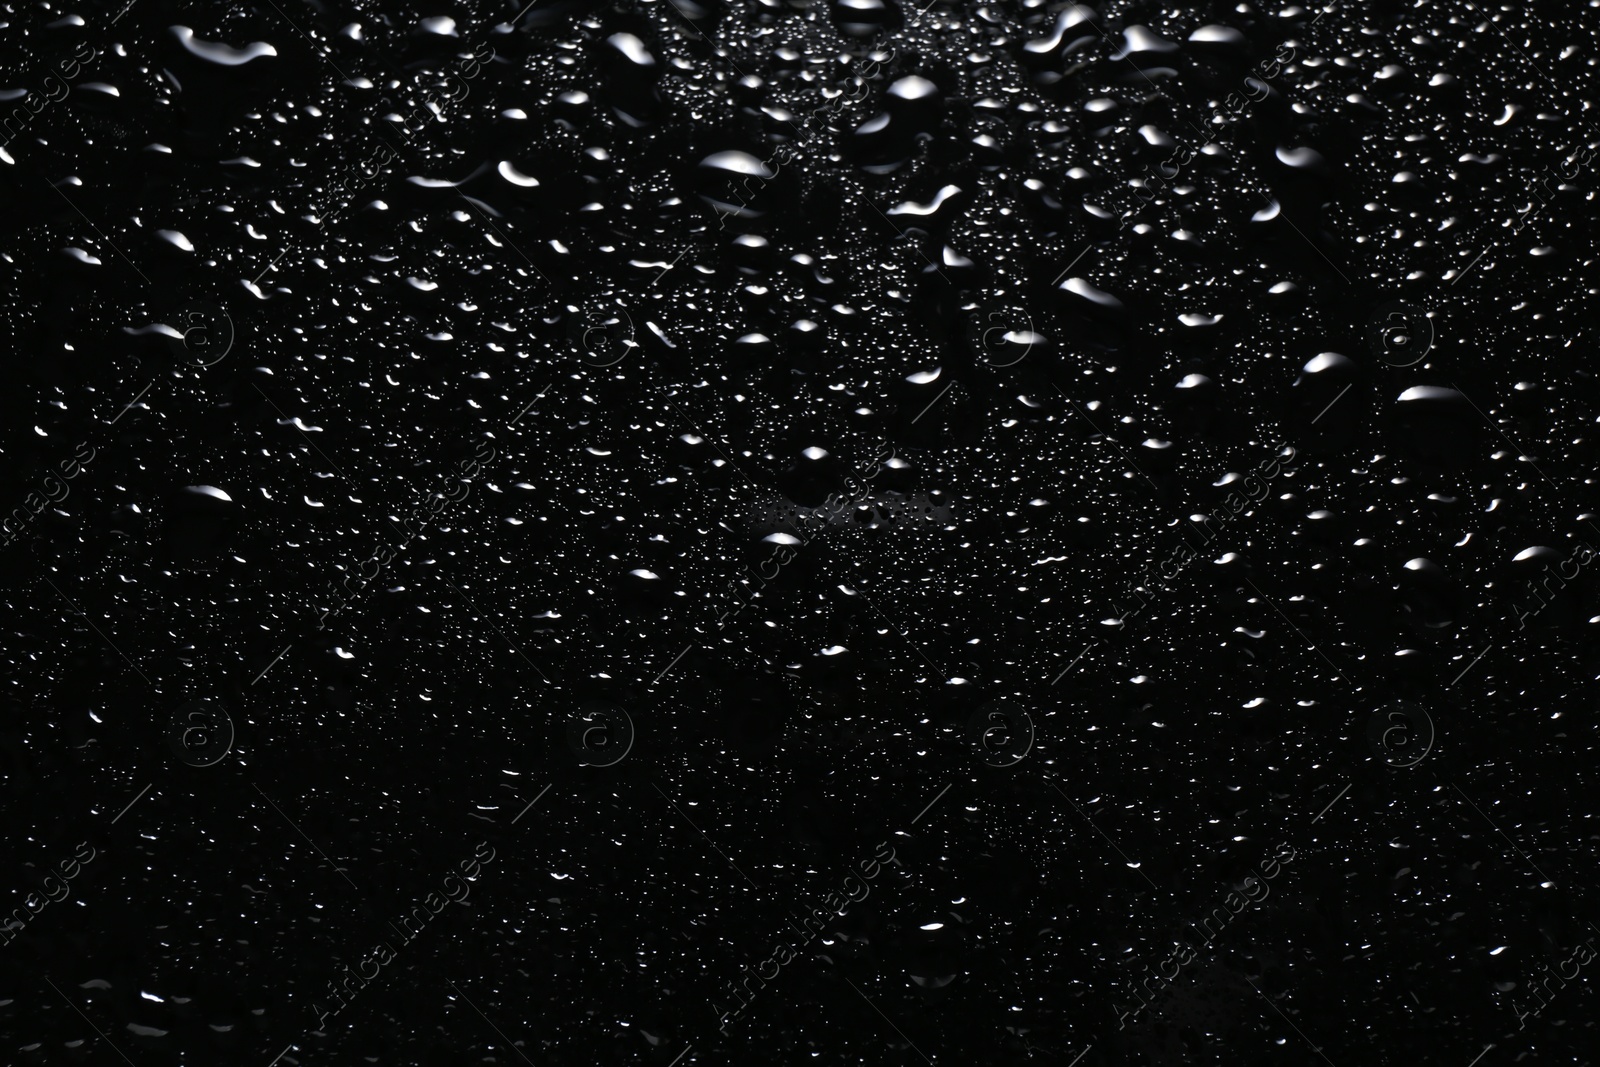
566;702;635;767
166;300;235;367
1366;702;1434;768
965;302;1041;368
1366;301;1433;368
568;303;637;368
167;698;235;767
968;701;1035;766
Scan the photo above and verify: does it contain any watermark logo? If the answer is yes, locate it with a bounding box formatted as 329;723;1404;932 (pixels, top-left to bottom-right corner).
568;303;636;368
167;698;234;767
1507;935;1599;1030
968;700;1034;766
0;840;97;948
966;301;1041;368
314;838;497;1030
167;300;235;367
1366;301;1433;367
567;702;635;767
1366;701;1434;768
714;839;900;1034
1117;843;1298;1029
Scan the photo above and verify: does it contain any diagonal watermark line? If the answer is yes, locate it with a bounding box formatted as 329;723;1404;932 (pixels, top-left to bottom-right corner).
631;22;950;287
840;976;935;1064
1066;1045;1094;1067
1090;15;1170;103
1448;643;1494;687
1310;782;1351;824
660;395;940;683
910;380;955;424
508;384;552;427
439;576;553;685
251;385;352;482
911;782;952;826
1243;578;1349;685
1046;780;1160;891
45;979;138;1062
660;397;750;478
262;0;360;74
1049;243;1094;288
252;245;293;286
253;783;362;892
46;180;154;287
1457;0;1600;144
816;551;950;681
666;1046;695;1067
445;188;551;283
1450;383;1564;495
265;1042;297;1067
871;601;946;677
41;576;152;685
1052;643;1096;684
448;980;538;1067
649;246;692;287
1450;784;1557;885
510;783;552;825
1452;243;1494;284
508;0;546;25
653;642;694;684
251;645;293;686
1243;976;1338;1067
106;380;155;425
110;782;153;825
1061;391;1165;499
863;200;954;287
1311;382;1353;425
262;0;546;287
652;780;761;890
1465;1044;1495;1067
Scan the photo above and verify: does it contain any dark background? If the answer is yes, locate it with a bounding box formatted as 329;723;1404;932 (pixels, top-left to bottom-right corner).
1;0;1597;1064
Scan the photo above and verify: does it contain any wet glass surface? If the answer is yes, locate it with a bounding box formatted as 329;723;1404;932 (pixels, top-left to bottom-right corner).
2;0;1598;1064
